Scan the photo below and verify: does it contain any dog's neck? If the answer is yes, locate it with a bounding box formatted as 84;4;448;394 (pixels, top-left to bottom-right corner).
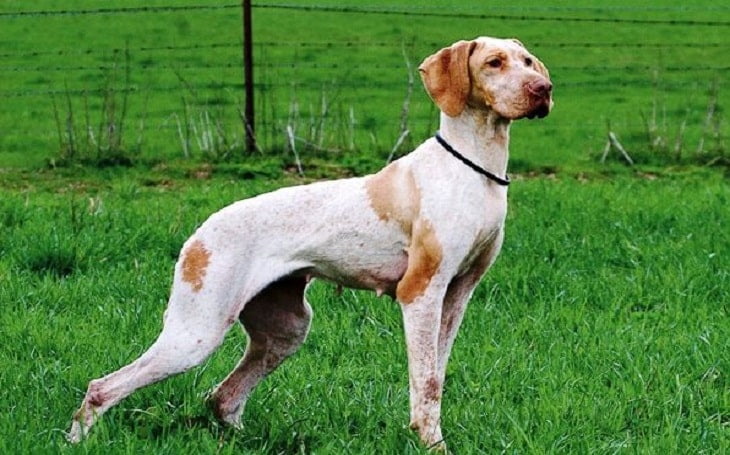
437;107;511;181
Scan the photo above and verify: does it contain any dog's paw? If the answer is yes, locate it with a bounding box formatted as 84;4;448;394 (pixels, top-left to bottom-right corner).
206;390;244;429
67;420;86;444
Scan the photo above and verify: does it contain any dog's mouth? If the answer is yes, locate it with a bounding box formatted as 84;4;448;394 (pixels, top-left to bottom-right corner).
525;102;551;119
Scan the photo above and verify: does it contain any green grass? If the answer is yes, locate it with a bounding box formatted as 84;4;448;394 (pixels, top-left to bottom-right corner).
0;172;727;453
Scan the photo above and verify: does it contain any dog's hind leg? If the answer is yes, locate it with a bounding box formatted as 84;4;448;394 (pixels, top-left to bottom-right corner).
67;285;234;443
68;234;249;443
209;275;312;428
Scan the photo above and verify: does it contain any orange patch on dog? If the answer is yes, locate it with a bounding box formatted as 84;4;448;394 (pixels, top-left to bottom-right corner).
396;220;443;304
365;161;420;234
181;239;211;292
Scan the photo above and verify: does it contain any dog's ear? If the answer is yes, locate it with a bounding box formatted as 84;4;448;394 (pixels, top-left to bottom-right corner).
419;40;476;117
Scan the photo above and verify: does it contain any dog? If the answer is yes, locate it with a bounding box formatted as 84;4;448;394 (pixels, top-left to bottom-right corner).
68;36;552;449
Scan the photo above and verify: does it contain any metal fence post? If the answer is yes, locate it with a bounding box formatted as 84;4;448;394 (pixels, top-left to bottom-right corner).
242;0;256;153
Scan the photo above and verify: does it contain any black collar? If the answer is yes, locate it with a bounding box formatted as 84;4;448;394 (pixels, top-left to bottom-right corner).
434;132;510;186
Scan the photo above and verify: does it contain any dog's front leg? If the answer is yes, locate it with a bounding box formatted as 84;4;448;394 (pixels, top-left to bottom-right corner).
438;231;504;381
400;288;448;450
394;218;450;449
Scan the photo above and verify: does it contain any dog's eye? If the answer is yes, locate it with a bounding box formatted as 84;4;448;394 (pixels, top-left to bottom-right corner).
487;58;502;68
525;57;533;67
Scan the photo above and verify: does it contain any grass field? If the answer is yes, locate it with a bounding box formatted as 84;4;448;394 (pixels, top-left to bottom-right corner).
1;0;729;453
1;173;728;453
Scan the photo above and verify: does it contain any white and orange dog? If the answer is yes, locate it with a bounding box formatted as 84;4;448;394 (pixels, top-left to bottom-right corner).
69;37;552;448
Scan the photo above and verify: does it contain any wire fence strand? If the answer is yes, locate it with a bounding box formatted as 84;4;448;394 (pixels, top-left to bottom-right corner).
1;40;728;60
0;4;238;18
3;62;730;74
2;2;730;27
252;3;730;26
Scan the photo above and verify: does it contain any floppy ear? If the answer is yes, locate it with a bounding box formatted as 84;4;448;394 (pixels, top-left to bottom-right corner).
418;40;476;117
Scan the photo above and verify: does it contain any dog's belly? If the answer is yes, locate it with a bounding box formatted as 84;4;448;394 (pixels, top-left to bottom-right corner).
291;220;410;297
308;245;409;297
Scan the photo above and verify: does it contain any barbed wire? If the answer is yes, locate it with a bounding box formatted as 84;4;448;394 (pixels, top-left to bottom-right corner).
2;3;729;18
0;43;238;59
3;61;730;74
260;40;730;49
0;4;238;18
312;5;724;12
2;40;728;60
254;4;730;26
1;3;729;27
0;84;234;98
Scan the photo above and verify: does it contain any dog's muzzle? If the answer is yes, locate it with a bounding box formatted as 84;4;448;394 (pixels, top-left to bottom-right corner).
524;79;553;119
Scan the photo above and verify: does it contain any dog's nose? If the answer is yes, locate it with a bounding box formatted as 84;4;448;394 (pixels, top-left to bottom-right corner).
525;80;552;98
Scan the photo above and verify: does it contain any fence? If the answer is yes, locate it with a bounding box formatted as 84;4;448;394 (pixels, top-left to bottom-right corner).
0;2;728;166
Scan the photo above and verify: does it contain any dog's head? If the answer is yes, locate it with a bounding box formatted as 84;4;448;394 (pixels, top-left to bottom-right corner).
419;37;553;120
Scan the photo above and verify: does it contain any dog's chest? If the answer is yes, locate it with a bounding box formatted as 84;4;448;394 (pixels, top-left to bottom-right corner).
452;188;507;274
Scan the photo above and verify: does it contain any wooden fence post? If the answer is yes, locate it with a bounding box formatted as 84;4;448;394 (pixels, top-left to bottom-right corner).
242;0;256;153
